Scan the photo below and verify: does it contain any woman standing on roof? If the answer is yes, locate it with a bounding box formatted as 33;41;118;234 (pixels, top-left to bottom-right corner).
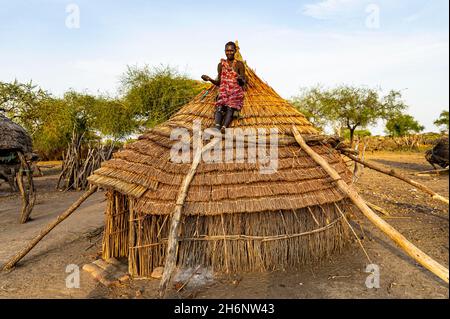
202;41;246;133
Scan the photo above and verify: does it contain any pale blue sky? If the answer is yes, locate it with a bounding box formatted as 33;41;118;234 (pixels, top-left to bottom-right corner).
1;0;448;134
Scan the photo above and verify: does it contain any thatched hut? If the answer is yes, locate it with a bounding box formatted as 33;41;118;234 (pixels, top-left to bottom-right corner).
0;113;36;223
88;49;354;278
0;114;32;155
0;114;32;189
425;137;449;169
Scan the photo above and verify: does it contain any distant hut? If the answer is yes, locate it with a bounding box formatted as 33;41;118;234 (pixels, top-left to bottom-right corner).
0;114;32;187
0;113;32;153
88;48;353;278
0;113;35;223
425;137;449;169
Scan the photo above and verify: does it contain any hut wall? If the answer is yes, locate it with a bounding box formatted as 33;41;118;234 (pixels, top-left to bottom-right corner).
125;200;352;278
102;190;130;260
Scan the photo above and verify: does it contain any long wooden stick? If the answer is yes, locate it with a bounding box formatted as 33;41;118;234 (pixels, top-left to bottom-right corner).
341;151;449;205
292;126;449;284
414;168;449;176
159;135;222;297
365;201;390;216
2;185;98;270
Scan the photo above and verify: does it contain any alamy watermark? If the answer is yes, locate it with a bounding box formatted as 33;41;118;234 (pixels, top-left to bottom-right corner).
65;264;80;288
170;119;279;174
365;4;380;29
65;3;80;29
365;263;380;289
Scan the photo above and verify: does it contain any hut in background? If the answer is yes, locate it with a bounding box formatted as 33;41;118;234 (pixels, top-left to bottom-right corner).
0;113;35;223
425;137;449;169
88;48;353;278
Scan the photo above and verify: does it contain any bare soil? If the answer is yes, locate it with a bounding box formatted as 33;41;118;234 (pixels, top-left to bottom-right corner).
0;152;448;299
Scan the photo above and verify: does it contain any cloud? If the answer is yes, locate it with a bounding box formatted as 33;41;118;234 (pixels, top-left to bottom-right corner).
301;0;364;20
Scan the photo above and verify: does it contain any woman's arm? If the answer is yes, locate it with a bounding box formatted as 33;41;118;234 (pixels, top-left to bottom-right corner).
237;61;246;87
201;63;222;86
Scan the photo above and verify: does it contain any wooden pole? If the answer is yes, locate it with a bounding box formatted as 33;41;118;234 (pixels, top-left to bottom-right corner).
292;126;449;284
365;201;390;216
17;152;36;224
2;185;98;270
414;168;449;176
341;151;449;205
159;135;222;297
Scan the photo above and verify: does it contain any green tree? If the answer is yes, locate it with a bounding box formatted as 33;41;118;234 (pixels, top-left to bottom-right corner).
292;85;407;144
29;92;99;158
0;80;49;126
434;110;449;133
291;86;328;131
1;80;141;158
385;114;425;137
342;128;372;140
120;65;207;128
91;97;138;140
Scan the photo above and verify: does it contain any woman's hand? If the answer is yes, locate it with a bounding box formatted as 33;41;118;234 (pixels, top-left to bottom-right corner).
237;75;245;87
201;75;211;82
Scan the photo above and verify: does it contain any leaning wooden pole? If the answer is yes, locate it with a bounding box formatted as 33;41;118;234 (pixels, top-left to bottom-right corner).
292;126;449;284
2;185;98;271
159;135;222;297
341;150;449;205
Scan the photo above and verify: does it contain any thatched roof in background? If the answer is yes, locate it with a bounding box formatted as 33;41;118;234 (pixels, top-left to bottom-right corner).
0;114;32;154
88;47;352;215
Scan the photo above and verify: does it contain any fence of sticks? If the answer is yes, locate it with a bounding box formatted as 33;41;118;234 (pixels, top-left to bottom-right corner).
57;131;115;191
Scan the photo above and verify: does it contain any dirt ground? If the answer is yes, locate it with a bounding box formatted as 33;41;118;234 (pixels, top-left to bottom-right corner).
0;152;448;299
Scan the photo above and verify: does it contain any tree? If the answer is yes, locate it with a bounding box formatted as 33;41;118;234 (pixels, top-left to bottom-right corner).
120;65;207;128
1;79;141;158
342;128;371;140
91;97;138;140
0;80;49;125
291;86;328;131
385;114;424;137
434;110;449;133
292;85;407;145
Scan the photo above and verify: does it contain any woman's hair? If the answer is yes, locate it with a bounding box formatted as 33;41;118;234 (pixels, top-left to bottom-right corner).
225;41;236;50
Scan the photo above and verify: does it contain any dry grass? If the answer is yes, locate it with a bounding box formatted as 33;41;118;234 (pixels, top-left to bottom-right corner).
103;191;352;277
87;55;349;217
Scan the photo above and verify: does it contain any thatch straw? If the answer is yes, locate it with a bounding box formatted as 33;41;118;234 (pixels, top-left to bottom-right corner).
87;50;349;216
91;45;355;277
0;114;32;154
102;190;353;277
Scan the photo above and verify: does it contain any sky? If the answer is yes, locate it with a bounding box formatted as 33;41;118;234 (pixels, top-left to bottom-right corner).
0;0;448;134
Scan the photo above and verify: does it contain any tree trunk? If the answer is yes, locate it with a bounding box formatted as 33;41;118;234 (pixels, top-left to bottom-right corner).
17;152;35;224
349;126;357;148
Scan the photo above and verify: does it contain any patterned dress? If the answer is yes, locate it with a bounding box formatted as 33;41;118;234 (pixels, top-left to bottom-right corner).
215;59;245;111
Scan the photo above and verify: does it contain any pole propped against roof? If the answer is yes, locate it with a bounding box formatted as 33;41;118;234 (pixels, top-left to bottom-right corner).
340;150;449;205
2;186;98;271
292;125;449;284
159;135;222;297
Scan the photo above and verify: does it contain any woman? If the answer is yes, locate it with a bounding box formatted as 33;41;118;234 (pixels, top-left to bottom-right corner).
202;41;246;133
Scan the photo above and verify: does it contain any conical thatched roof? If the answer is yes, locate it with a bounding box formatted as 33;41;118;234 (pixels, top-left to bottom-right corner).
0;113;32;154
88;47;352;216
